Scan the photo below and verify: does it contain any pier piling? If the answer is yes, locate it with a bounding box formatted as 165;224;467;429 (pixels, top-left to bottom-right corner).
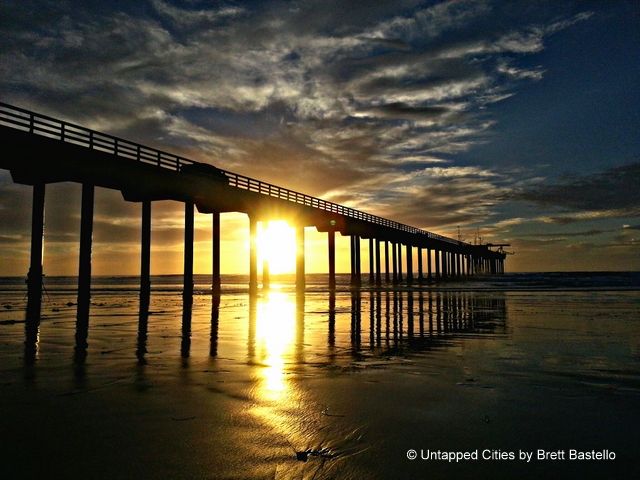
212;211;220;295
384;241;390;283
74;183;94;358
369;238;375;285
25;183;45;362
140;201;151;310
328;230;336;289
392;242;398;284
183;202;194;303
375;239;381;286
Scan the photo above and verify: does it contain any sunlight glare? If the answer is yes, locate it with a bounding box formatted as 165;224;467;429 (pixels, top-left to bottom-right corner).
258;220;296;275
255;292;296;399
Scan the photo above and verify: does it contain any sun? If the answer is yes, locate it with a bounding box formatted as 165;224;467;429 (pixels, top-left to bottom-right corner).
259;220;296;274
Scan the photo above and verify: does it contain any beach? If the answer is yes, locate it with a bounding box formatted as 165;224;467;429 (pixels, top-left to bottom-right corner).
1;273;639;479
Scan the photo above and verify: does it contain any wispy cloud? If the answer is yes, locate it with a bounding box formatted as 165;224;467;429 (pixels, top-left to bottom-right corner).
0;0;609;273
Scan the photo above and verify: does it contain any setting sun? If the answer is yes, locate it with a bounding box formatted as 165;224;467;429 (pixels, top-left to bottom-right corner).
258;220;296;275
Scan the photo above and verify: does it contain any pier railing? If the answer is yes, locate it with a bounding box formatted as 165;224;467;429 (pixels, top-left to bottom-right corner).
0;102;464;246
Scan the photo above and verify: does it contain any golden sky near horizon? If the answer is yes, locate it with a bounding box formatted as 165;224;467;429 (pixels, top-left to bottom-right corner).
0;181;635;277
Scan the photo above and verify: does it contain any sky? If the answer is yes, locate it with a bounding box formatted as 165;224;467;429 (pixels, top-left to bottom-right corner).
0;0;638;275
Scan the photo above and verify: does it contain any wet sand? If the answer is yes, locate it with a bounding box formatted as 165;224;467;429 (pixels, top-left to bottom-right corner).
1;277;639;479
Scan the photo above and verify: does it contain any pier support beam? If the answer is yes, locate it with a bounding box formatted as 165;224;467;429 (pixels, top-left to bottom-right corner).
25;183;45;361
375;239;381;286
392;242;398;284
350;235;356;286
140;201;151;310
183;202;194;302
368;238;375;284
296;226;305;290
75;183;94;357
398;243;403;282
434;249;440;279
137;200;151;362
355;236;361;286
182;202;194;357
384;241;390;283
406;244;413;284
442;251;448;279
444;252;451;278
417;247;423;282
451;252;456;277
427;248;432;280
212;212;221;295
249;216;258;292
350;235;361;287
328;230;336;289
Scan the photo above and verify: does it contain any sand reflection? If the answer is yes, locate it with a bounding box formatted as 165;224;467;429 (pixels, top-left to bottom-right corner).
254;291;296;400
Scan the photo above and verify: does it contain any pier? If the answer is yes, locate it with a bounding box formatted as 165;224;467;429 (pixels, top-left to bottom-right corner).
0;102;507;359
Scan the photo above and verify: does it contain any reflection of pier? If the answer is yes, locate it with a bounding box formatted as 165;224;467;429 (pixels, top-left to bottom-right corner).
349;291;506;356
0;102;507;361
127;289;506;364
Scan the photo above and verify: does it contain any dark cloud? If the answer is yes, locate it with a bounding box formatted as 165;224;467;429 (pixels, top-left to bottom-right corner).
515;228;611;238
362;102;450;121
512;162;640;215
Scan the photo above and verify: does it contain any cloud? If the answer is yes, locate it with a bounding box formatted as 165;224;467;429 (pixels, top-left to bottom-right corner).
370;0;492;42
512;162;640;219
0;0;602;273
150;0;246;28
528;228;610;237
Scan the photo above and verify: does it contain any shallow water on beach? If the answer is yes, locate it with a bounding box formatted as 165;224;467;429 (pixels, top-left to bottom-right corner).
1;273;639;479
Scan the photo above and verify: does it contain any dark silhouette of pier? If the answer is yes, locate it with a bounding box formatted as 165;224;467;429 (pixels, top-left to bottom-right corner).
0;102;508;360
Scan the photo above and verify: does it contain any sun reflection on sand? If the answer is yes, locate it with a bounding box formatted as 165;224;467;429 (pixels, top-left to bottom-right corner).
247;291;368;477
254;291;296;401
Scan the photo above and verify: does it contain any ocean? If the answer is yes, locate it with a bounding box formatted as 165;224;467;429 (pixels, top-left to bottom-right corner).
0;272;639;479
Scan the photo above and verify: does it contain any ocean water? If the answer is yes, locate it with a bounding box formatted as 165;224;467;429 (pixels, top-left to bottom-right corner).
0;272;639;479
